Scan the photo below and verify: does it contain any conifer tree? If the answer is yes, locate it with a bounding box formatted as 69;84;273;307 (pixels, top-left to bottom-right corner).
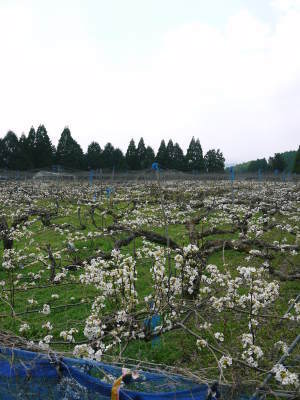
0;127;229;172
186;137;204;171
166;139;174;168
18;134;33;170
144;146;155;168
194;139;204;171
26;127;37;168
204;149;225;172
0;131;20;169
137;138;147;169
126;139;138;170
173;142;185;170
248;158;269;172
293;146;300;173
0;138;4;168
56;127;84;169
35;125;54;168
268;153;286;172
112;148;126;170
86;141;102;169
156;140;168;168
185;137;196;170
102;143;115;169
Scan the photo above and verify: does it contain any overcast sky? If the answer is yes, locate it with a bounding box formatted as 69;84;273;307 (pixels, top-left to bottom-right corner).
0;0;299;164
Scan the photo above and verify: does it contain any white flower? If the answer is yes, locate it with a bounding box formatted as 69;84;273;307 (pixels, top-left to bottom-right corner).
41;304;51;315
214;332;224;342
38;340;49;350
60;328;78;342
42;321;53;331
95;350;103;361
219;356;232;369
28;298;38;306
174;254;183;263
73;344;95;358
241;333;253;348
197;339;208;348
272;364;299;387
19;323;30;333
43;335;53;344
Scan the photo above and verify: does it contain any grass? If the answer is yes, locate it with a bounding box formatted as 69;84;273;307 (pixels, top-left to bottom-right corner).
0;180;299;394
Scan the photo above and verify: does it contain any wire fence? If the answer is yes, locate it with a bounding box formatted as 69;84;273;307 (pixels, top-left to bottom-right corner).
0;167;299;183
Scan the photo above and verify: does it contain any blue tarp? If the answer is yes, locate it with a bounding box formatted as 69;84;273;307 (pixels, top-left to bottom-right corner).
0;346;254;399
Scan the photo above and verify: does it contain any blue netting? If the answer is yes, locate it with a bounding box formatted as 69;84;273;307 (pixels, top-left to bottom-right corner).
0;347;254;399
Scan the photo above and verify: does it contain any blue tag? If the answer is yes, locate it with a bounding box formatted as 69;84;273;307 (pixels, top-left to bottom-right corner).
152;162;159;171
89;169;94;185
106;187;113;198
144;301;161;347
258;169;261;180
229;166;235;182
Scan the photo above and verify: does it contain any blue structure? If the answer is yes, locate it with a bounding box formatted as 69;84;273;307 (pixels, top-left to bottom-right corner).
152;162;159;171
144;302;161;348
150;314;161;347
258;169;261;181
0;346;255;399
229;166;235;182
106;187;113;199
89;169;94;185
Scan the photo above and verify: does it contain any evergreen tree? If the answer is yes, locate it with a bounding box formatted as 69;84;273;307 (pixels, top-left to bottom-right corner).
185;137;204;171
26;127;37;168
0;127;229;172
194;139;204;171
126;139;138;170
102;143;115;169
156;140;168;168
144;146;155;168
204;149;225;172
173;142;185;170
0;131;20;169
248;158;269;172
137;138;147;169
281;150;297;172
18;134;33;170
268;153;286;172
0;139;4;168
112;148;126;170
166;139;174;168
86;141;102;169
56;127;84;169
185;137;196;170
292;146;300;174
35;125;53;168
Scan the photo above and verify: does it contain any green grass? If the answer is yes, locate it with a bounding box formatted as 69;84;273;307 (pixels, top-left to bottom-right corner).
0;182;299;393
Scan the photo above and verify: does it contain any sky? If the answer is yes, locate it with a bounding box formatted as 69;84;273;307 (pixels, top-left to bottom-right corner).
0;0;299;164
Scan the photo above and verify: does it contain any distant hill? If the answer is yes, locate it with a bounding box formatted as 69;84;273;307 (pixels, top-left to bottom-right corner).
228;150;298;173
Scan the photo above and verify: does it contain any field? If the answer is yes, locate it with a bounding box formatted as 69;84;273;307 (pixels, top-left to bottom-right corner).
0;177;299;398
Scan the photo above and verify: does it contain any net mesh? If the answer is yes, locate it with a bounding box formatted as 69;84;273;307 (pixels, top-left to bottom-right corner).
0;346;256;400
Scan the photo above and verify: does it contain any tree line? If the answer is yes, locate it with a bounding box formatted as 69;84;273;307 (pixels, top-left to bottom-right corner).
230;148;300;174
0;126;225;172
